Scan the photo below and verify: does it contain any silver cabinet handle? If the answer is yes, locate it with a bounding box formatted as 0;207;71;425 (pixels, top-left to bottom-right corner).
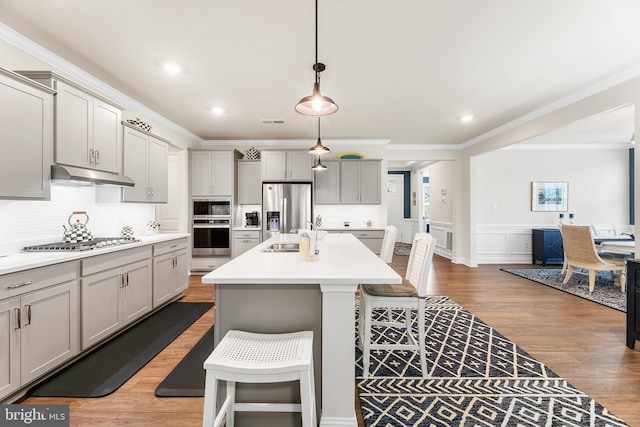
119;274;125;288
125;272;129;287
7;280;34;290
95;149;100;164
14;308;20;330
170;244;178;249
89;148;95;165
24;305;31;326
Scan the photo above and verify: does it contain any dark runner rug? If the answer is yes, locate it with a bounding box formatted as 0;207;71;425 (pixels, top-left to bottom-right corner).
501;267;625;312
155;326;214;397
30;301;213;397
355;296;627;426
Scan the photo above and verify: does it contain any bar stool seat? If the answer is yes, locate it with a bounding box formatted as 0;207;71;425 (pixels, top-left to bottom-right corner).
202;330;316;427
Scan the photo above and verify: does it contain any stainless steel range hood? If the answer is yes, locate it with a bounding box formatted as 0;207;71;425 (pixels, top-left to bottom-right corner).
51;164;135;187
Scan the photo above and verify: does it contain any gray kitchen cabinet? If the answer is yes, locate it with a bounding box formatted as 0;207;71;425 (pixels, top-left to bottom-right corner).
233;229;261;257
313;160;340;204
237;160;262;204
81;247;152;350
122;123;168;203
261;151;313;181
340;160;381;204
326;229;385;254
191;151;234;196
152;238;189;308
0;68;54;200
16;71;124;174
0;262;79;400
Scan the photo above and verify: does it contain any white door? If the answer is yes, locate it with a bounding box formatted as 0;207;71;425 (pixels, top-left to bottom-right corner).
387;174;404;242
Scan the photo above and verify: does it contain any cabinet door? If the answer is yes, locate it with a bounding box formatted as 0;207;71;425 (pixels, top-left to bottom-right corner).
0;73;53;199
314;161;340;204
287;151;313;181
340;162;360;204
359;162;381;204
152;254;174;308
148;137;168;203
93;99;122;173
174;250;189;294
211;151;233;196
261;151;287;181
0;298;20;400
55;81;92;169
233;238;259;258
191;151;213;196
122;260;152;326
21;281;79;384
81;269;122;349
122;127;149;202
237;161;262;204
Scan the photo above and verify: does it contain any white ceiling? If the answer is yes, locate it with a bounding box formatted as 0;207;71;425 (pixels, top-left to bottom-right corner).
1;0;640;147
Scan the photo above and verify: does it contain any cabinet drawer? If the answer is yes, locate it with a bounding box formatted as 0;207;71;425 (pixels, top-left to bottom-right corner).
153;238;188;256
82;246;152;276
0;261;78;300
349;230;385;239
233;230;261;239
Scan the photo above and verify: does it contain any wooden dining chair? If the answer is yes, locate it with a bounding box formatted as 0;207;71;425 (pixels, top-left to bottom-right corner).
561;225;627;292
358;232;436;378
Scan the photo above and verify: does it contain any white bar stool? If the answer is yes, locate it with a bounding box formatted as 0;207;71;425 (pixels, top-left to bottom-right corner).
202;330;316;427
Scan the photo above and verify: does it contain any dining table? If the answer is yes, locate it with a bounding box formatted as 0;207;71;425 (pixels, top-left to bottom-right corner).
595;237;635;256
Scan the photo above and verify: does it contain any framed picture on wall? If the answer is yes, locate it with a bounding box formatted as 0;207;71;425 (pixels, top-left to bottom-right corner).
531;181;568;211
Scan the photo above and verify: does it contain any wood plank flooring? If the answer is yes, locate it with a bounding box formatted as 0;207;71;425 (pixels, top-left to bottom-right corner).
20;254;640;426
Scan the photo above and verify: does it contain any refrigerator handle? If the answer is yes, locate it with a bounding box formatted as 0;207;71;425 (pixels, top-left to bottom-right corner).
282;197;287;232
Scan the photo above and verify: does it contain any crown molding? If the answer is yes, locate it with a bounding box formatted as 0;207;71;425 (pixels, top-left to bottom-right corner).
0;23;203;145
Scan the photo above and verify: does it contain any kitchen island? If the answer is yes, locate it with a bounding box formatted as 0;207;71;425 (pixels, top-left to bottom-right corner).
202;232;401;427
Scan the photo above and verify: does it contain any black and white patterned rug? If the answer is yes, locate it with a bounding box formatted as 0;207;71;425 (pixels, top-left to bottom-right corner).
355;296;627;426
501;268;625;312
394;242;412;256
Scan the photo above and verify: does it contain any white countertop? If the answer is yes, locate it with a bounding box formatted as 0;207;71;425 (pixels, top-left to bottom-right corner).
202;233;400;288
0;233;190;275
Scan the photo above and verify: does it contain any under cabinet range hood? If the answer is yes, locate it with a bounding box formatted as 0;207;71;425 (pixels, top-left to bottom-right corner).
51;164;135;187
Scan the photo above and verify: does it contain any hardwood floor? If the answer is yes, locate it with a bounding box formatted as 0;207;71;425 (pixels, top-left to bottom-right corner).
21;254;640;426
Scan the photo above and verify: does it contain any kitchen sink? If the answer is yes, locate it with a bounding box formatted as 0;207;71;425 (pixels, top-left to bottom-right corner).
262;243;300;253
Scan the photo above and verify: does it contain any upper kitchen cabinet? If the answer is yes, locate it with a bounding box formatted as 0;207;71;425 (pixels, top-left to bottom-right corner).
16;71;124;174
314;160;340;204
191;151;237;197
340;160;381;204
261;151;313;181
236;160;261;204
0;68;54;200
122;123;168;203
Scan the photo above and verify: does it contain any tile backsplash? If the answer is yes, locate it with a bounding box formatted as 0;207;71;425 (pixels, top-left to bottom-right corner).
0;185;155;253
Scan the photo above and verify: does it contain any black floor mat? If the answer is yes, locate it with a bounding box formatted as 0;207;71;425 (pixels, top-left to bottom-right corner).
155;326;214;397
29;301;213;398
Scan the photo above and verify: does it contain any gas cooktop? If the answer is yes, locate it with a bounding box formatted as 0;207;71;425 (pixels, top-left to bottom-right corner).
22;237;142;252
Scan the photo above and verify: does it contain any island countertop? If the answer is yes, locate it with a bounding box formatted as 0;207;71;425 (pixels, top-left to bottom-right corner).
202;233;400;288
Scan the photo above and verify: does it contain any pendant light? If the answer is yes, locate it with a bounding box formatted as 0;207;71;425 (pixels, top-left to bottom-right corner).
295;0;338;116
308;117;331;155
312;156;328;171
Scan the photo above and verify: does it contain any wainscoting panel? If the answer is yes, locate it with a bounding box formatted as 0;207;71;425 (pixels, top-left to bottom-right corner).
476;225;534;264
429;221;453;259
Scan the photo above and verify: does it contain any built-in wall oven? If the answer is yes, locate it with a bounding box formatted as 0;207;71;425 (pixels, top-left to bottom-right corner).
192;198;231;256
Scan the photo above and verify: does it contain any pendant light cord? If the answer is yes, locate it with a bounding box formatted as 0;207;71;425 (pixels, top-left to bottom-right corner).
317;116;321;139
315;0;319;84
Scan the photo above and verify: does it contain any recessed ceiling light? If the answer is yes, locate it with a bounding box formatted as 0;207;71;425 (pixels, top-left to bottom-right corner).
211;106;225;115
459;114;475;123
163;62;181;74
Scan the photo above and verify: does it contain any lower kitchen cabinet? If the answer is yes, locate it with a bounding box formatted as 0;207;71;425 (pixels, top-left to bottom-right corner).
233;229;261;257
326;229;385;254
81;247;152;350
0;262;79;400
152;238;188;308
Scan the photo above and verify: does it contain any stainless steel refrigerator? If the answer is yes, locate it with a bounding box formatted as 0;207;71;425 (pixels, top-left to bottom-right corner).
262;182;312;240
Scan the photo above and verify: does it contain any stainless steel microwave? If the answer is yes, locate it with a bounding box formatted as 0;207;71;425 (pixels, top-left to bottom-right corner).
193;198;231;218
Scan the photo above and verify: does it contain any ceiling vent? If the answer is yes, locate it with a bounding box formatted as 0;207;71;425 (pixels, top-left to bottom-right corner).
261;119;285;124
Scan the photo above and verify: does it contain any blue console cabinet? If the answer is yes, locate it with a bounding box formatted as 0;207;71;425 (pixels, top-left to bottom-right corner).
532;228;564;265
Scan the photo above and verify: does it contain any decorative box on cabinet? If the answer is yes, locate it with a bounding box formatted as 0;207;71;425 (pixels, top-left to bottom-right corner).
0;68;54;200
627;260;640;349
532;228;564;266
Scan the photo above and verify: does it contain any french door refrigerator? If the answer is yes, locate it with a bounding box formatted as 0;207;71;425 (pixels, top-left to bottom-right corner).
262;182;312;241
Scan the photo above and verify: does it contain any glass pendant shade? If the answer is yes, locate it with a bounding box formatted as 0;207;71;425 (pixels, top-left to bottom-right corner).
312;156;328;171
308;138;331;155
296;83;338;116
